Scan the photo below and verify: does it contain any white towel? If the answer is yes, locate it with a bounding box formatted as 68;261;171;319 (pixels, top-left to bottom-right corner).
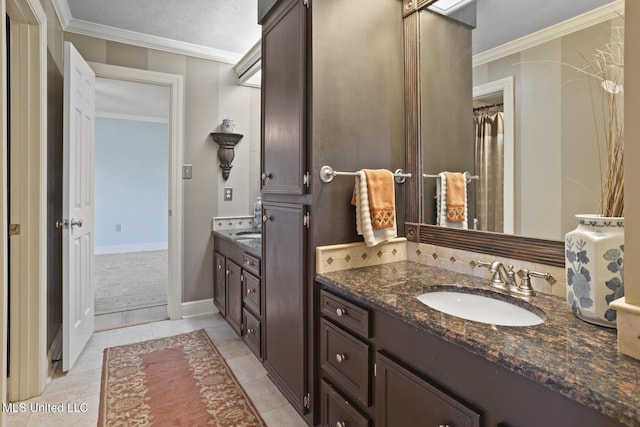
436;173;468;229
354;171;397;247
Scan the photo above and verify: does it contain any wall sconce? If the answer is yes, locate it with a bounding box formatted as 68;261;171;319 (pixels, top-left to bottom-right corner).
211;120;243;180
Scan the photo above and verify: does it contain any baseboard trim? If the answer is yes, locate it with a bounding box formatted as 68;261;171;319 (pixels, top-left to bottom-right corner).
181;299;217;318
95;242;168;255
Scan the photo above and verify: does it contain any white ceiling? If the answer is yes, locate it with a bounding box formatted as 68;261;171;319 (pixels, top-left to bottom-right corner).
53;0;262;64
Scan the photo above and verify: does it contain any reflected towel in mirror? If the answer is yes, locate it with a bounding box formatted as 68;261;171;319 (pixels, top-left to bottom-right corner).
436;172;468;229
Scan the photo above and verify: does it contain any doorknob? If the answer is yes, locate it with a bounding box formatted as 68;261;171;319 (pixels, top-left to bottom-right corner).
70;219;83;230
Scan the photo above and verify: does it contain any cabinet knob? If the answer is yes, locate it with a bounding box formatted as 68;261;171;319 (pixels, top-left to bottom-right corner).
335;353;347;363
262;215;273;223
247;328;254;334
335;308;346;317
336;422;346;427
247;288;255;295
218;265;222;270
261;172;272;180
438;425;451;427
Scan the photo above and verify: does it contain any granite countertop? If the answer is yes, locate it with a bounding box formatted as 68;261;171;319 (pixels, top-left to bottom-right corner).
316;261;640;427
213;228;262;258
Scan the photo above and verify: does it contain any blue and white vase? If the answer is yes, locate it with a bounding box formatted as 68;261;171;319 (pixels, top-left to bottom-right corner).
565;214;624;328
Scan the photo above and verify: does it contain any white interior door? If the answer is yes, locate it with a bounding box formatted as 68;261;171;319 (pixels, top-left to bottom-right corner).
62;41;96;372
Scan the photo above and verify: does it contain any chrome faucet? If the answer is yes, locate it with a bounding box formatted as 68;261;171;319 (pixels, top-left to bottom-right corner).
477;260;550;297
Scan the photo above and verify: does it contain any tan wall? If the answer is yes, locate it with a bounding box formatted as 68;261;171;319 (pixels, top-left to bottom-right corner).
64;33;261;303
473;19;617;240
626;1;639;305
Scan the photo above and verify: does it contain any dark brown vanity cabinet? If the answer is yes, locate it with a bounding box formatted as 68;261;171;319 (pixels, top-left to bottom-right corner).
213;237;263;358
319;291;372;426
261;0;306;195
375;352;481;427
213;252;226;317
213;252;243;336
318;289;482;427
262;201;308;415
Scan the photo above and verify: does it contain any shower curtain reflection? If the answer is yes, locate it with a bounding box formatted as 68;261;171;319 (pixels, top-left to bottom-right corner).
474;107;504;232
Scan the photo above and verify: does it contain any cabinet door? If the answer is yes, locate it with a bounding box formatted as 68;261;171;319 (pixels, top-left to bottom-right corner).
213;252;226;316
263;202;307;413
261;0;307;195
376;352;481;427
226;260;243;335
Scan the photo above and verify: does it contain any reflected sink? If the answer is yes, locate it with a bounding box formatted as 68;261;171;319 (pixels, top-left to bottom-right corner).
416;287;545;327
237;238;260;245
235;231;262;239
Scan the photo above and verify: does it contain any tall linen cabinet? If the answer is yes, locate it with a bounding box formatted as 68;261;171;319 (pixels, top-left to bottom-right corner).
258;0;405;424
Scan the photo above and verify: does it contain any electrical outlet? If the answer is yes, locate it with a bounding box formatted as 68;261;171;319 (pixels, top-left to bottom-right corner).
224;188;233;201
182;164;193;179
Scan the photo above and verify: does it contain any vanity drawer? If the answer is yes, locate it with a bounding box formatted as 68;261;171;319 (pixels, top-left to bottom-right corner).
320;379;370;427
242;253;261;277
320;318;371;407
242;271;261;316
320;290;370;338
243;308;262;359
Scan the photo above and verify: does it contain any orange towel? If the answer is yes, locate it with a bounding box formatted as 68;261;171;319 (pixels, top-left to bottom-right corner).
443;172;465;222
363;169;395;229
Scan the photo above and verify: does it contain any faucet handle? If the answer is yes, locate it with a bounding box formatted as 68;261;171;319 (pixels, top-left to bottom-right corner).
476;260;492;269
515;269;550;297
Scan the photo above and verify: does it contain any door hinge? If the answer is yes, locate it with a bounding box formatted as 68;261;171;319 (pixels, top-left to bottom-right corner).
374;362;377;377
303;393;310;409
8;224;20;236
303;0;309;8
303;171;310;187
303;212;310;229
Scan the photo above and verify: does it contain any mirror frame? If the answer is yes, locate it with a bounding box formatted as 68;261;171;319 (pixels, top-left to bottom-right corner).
401;0;565;268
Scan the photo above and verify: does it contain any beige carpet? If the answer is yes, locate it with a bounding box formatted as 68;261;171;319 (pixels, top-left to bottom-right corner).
95;250;168;315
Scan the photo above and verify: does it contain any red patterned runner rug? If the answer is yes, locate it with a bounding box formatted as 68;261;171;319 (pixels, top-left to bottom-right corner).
98;329;267;426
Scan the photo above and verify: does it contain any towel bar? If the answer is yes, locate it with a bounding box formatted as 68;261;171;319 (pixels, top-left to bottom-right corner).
320;165;411;184
423;172;479;184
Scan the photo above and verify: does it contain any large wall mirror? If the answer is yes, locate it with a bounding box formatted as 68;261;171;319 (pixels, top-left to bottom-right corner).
403;0;624;266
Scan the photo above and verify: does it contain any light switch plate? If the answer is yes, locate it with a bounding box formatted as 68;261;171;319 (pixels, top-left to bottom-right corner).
224;188;233;201
182;164;193;179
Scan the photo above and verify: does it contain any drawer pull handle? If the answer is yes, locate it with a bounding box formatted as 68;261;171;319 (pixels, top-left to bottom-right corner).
335;308;346;317
335;353;347;363
245;260;255;266
438;425;451;427
247;328;254;334
336;422;346;427
247;288;255;295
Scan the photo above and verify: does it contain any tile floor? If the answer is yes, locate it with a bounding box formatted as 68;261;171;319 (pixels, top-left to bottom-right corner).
5;314;307;427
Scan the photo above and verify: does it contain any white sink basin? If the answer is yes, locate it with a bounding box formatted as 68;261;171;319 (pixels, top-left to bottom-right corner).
416;288;545;327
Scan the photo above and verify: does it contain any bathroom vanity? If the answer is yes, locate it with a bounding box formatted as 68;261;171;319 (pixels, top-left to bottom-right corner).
213;229;263;359
316;261;639;427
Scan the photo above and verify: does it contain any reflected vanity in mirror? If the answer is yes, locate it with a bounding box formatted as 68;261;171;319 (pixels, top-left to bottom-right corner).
402;0;624;267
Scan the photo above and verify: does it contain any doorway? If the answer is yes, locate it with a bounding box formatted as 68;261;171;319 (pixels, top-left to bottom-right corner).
473;76;515;234
89;63;185;329
93;77;170;330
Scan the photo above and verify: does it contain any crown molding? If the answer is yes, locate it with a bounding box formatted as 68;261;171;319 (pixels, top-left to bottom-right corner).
51;0;242;64
473;0;624;68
